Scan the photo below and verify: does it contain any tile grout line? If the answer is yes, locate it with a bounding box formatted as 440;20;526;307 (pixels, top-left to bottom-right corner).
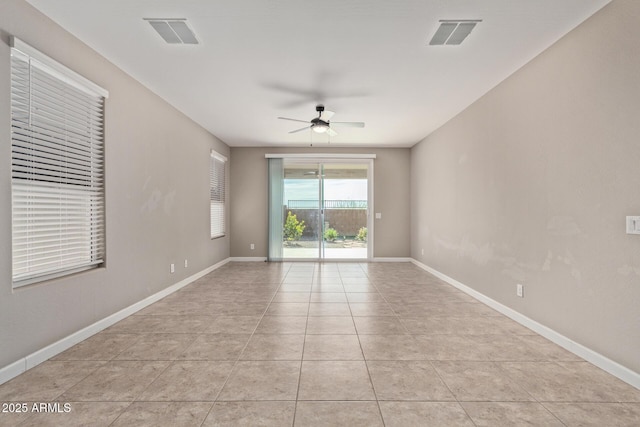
428;358;479;426
198;262;293;426
402;266;576;425
369;265;478;426
355;262;387;427
291;263;315;427
491;359;570;427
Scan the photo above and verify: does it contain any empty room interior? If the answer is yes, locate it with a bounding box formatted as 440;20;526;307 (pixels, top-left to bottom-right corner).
1;0;639;426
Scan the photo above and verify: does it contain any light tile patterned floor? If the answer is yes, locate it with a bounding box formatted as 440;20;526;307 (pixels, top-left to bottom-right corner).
1;262;639;426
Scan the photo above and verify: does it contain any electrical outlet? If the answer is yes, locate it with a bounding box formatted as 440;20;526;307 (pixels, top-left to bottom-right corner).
516;284;524;298
250;243;255;250
626;216;640;234
170;263;175;274
184;259;188;268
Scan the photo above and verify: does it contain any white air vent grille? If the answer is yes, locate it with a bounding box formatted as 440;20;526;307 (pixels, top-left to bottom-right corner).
145;18;199;44
430;20;481;46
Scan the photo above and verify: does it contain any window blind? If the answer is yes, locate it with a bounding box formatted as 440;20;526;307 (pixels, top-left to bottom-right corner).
210;151;227;239
10;37;108;287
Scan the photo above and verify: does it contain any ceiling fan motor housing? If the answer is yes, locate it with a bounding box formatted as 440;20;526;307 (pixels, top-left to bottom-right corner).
314;105;329;131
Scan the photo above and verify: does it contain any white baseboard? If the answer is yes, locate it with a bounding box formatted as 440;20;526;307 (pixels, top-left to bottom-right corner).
0;258;231;386
229;257;267;262
230;257;412;263
410;259;640;390
0;359;25;387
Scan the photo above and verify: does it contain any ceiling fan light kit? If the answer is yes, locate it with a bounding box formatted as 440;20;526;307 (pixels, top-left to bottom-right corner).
312;123;328;134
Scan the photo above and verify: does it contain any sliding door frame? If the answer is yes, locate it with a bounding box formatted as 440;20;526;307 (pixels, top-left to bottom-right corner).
266;154;375;262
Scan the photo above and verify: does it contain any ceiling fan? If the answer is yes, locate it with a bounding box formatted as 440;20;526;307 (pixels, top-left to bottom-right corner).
278;105;365;136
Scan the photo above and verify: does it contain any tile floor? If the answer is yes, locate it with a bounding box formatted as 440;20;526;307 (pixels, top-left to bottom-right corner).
0;262;639;426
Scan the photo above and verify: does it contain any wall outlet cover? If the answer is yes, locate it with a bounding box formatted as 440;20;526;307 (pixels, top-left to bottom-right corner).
626;216;640;234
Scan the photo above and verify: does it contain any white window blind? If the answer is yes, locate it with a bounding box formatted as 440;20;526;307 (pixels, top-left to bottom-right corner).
10;37;109;287
210;151;227;239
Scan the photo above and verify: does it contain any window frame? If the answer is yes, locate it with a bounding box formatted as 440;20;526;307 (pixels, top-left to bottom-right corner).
210;150;227;239
10;37;108;288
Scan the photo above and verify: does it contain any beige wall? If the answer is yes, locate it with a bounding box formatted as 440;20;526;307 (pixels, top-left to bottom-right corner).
0;0;230;369
411;0;640;373
230;147;410;258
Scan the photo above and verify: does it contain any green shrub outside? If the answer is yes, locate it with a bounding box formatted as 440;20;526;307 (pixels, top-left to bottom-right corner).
284;211;305;241
324;227;339;242
356;227;367;241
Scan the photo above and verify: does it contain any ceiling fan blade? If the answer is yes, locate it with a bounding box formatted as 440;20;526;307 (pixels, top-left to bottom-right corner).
330;121;365;128
327;127;338;137
321;110;335;121
278;117;309;124
263;82;320;97
289;126;311;134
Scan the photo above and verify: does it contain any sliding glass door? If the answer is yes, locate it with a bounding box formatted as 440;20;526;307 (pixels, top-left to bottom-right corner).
269;157;371;261
321;163;369;259
282;161;322;259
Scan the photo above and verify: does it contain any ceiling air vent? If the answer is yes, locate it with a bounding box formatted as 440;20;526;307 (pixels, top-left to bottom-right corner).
429;20;481;46
144;18;199;44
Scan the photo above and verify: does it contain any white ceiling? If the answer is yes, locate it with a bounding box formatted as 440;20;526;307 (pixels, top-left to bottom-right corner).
27;0;610;148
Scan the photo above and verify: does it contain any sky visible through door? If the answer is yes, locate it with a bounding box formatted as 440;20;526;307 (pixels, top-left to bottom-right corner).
284;179;367;204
